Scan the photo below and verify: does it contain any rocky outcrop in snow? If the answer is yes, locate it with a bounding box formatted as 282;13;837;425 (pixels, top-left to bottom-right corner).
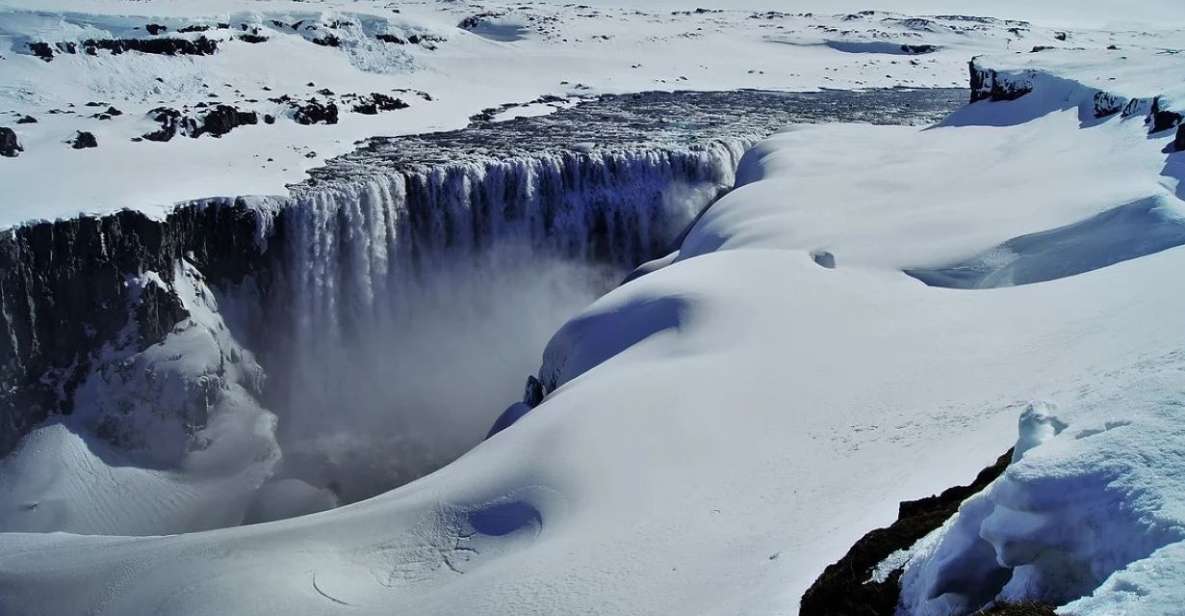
967;53;1184;134
0;128;21;158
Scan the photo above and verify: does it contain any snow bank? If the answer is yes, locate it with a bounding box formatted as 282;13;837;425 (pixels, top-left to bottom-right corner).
900;381;1185;615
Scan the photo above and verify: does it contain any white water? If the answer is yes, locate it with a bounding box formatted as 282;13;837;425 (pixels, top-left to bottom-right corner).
256;141;751;505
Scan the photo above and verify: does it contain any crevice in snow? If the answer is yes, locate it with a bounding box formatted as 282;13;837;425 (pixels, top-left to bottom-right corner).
798;448;1013;616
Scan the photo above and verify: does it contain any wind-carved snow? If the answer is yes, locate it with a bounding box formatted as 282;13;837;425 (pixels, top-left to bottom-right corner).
899;376;1185;615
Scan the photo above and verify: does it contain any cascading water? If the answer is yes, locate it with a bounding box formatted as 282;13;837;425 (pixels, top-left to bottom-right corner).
264;142;748;504
0;88;966;533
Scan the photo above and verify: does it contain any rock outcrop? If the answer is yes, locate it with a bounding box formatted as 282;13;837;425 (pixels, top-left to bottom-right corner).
799;450;1014;616
27;36;217;61
70;131;97;149
0;128;21;157
968;58;1033;103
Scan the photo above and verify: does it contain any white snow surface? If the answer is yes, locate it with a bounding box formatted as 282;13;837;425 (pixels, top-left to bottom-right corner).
3;43;1185;614
1;0;1177;227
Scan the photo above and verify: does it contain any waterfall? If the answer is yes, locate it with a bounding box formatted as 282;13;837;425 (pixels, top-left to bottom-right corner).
258;140;751;502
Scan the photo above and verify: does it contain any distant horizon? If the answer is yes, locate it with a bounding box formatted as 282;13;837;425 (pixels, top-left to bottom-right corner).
1;0;1182;28
577;0;1185;29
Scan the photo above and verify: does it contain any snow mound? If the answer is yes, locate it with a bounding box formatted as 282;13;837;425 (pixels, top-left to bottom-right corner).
900;367;1185;615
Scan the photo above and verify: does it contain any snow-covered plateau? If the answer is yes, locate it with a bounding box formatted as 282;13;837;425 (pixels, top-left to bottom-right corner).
2;1;1185;615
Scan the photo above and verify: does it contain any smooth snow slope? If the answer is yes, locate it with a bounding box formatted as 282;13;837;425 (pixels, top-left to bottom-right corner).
0;0;1160;227
4;51;1185;615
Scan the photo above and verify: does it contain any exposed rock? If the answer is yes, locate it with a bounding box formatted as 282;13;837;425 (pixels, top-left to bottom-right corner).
15;115;36;124
263;114;275;124
27;42;53;61
71;131;97;149
524;375;546;408
1092;91;1125;118
811;250;836;269
29;36;217;61
0;203;276;457
145;23;168;35
900;44;937;54
143;107;196;142
201;105;258;137
142;105;257;141
0;127;22;157
311;35;341;47
968;58;1033;103
1149;97;1183;134
293;101;339;125
1175;124;1185;152
352;93;409;115
239;34;269;44
799;450;1013;616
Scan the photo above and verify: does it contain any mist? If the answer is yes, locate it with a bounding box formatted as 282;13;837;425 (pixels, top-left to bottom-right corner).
262;244;622;505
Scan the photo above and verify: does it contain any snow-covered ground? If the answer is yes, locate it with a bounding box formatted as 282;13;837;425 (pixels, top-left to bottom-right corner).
3;0;1177;226
3;11;1185;610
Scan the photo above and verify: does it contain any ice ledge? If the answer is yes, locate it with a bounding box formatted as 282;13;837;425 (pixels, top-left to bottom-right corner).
968;50;1185;148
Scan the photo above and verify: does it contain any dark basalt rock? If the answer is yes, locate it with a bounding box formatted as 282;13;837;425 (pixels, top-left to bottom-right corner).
376;33;406;44
15;115;37;124
239;34;269;44
799;449;1013;616
143;107;196;142
145;23;168;35
201;105;258;137
311;35;341;47
352;93;410;115
84;36;217;56
0;128;22;157
30;36;218;60
142;105;257;141
263;114;275;124
1092;91;1125;118
293;101;339;125
524;375;546;408
1149;97;1182;134
900;44;938;54
0;203;276;457
27;42;54;61
71;131;97;149
968;59;1033;103
459;13;502;30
